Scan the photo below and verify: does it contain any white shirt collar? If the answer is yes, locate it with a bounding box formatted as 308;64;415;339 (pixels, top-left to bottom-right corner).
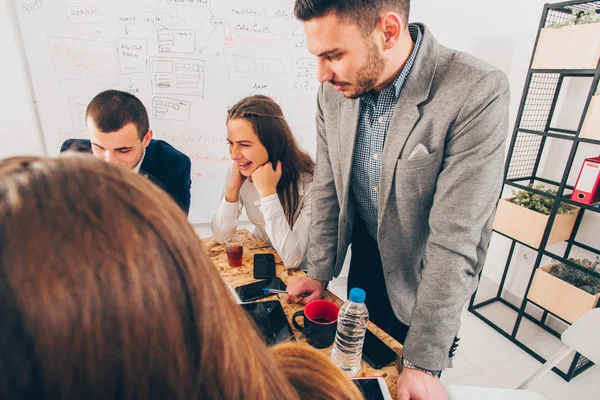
132;148;146;174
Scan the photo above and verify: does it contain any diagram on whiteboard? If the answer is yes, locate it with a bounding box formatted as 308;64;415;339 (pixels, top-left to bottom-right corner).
152;97;192;122
166;0;211;6
117;38;148;74
68;97;89;131
48;37;119;84
150;58;205;97
16;0;319;224
66;6;179;26
157;29;196;54
223;47;293;89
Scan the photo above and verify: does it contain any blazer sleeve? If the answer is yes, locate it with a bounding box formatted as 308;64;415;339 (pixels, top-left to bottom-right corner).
401;70;510;371
260;178;312;269
306;84;341;282
166;156;192;215
59;139;74;153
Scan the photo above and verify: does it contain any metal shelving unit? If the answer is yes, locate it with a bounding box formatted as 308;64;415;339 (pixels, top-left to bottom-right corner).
468;0;600;382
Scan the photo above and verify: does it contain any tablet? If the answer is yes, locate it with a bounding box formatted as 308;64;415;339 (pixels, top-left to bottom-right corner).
240;300;295;345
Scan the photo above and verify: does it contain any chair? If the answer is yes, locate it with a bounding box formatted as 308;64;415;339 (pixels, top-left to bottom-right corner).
446;308;600;399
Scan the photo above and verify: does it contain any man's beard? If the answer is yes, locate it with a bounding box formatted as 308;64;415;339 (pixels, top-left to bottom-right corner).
343;40;385;99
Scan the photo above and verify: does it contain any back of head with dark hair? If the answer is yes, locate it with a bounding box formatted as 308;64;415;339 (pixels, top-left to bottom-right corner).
86;90;150;140
294;0;410;33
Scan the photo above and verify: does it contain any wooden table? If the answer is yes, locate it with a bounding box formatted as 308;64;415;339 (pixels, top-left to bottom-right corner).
202;229;402;395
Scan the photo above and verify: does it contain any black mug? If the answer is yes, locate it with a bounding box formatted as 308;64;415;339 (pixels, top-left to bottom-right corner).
292;300;339;349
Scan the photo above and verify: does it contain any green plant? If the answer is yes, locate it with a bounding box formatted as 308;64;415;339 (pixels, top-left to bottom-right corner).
512;184;575;215
548;8;600;28
549;257;600;295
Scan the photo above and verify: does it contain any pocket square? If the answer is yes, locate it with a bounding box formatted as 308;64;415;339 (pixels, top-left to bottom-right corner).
408;143;429;160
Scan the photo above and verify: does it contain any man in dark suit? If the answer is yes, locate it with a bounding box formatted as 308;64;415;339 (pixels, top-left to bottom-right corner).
60;90;191;214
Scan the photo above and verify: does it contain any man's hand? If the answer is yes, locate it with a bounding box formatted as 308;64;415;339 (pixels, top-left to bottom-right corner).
251;160;282;198
285;277;326;305
396;368;448;400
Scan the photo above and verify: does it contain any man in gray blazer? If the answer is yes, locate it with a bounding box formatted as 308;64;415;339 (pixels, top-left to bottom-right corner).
286;0;509;398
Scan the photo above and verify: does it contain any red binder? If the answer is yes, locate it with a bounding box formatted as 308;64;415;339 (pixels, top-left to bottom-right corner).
571;156;600;205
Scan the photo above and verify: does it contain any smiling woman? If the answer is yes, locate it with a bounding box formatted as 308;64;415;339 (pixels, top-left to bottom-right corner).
226;118;270;177
211;95;315;269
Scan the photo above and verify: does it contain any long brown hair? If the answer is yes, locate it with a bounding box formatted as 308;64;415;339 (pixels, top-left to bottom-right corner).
271;343;367;399
0;155;362;400
227;95;315;228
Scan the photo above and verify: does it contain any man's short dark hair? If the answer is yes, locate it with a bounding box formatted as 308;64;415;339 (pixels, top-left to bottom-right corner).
294;0;410;34
85;90;149;140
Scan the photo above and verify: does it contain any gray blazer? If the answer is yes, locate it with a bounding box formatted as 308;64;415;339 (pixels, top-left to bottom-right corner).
307;24;510;371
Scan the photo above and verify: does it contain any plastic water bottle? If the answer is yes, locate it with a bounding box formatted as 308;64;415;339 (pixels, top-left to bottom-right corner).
331;288;369;376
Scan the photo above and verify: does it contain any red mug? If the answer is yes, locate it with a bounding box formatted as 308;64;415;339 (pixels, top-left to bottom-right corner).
292;300;339;348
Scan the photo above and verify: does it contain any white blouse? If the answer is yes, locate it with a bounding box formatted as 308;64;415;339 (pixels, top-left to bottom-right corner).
211;173;313;269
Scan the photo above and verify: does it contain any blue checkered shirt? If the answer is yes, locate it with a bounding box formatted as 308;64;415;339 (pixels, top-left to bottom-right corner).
351;24;422;240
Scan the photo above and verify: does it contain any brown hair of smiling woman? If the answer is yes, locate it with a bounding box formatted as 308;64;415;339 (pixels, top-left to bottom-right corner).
227;95;315;228
0;155;362;400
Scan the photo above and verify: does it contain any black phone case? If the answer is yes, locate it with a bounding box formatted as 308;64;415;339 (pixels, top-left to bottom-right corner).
253;253;276;279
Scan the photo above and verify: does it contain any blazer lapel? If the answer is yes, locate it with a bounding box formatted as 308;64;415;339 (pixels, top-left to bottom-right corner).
338;98;361;202
378;24;440;223
139;140;164;188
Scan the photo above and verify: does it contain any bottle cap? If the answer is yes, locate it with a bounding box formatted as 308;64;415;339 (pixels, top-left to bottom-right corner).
349;288;366;303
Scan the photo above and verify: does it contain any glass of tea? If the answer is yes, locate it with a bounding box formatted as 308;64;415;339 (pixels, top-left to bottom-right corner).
224;234;245;267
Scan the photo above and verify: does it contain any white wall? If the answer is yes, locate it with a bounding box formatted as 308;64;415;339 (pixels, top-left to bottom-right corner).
0;0;44;158
412;0;518;77
476;0;545;291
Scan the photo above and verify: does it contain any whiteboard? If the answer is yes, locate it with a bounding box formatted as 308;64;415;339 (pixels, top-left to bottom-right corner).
15;0;317;223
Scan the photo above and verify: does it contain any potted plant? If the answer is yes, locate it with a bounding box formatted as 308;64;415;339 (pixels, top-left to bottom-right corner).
492;184;580;248
532;8;600;70
580;84;599;140
528;257;600;323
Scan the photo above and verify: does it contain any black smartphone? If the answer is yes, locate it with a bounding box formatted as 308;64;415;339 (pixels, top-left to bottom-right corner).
253;253;276;279
352;377;392;400
362;330;397;369
235;277;286;302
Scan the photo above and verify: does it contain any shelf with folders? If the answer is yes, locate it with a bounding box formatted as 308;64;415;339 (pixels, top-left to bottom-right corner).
468;0;600;382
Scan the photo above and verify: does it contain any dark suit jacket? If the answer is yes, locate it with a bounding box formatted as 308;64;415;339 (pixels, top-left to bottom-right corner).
60;139;192;214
